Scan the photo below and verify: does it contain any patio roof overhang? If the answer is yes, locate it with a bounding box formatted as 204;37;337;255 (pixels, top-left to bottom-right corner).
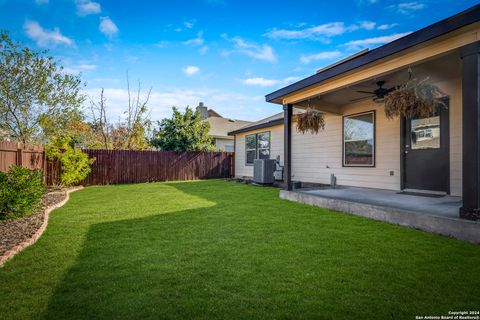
266;4;480;109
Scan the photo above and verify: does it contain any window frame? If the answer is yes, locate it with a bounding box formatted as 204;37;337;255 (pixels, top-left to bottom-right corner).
245;131;271;165
342;110;376;168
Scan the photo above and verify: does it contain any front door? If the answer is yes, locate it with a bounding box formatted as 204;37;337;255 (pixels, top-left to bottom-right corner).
403;100;450;193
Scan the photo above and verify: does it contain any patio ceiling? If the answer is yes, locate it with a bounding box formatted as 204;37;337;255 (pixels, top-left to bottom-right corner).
294;50;461;113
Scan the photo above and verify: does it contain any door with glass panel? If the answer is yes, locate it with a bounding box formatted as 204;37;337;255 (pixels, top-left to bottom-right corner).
403;102;449;193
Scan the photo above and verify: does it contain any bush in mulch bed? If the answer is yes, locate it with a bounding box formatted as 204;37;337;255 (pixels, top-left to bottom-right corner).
0;166;45;220
0;190;67;257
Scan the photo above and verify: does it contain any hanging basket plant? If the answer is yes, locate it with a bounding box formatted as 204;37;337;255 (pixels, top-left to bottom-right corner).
384;76;446;119
296;109;326;134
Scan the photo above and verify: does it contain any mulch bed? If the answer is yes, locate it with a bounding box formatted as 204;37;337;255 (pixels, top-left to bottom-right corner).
0;189;67;257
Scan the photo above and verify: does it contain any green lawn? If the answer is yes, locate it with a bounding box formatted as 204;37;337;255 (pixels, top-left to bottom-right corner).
0;180;479;319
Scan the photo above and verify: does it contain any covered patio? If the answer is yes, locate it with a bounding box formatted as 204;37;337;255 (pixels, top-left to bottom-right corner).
265;6;480;227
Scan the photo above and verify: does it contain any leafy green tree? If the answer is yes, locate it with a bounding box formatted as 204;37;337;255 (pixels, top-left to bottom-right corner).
45;134;94;186
0;31;84;143
151;107;215;152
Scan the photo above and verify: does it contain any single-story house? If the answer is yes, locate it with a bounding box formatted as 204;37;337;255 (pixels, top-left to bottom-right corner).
228;110;302;179
234;5;480;221
196;102;251;152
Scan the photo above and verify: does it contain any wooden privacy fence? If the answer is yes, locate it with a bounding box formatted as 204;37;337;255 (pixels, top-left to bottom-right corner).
0;142;234;185
0;141;61;185
81;149;234;185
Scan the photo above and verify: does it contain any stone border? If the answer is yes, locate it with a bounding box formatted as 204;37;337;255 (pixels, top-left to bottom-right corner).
0;186;83;267
280;190;480;244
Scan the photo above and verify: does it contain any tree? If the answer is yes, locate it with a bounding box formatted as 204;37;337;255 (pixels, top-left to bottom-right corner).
123;74;152;150
89;88;110;149
88;73;152;150
0;32;84;144
151;107;215;152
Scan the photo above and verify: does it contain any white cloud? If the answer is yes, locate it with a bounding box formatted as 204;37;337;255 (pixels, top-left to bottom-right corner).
183;20;195;29
283;76;301;84
155;41;170;48
182;66;200;75
223;35;277;63
174;20;197;32
299;51;342;64
76;0;101;16
265;21;377;42
183;31;204;46
356;0;378;4
344;32;412;50
242;76;301;87
265;22;345;41
377;23;398;30
99;16;118;37
199;46;208;55
243;78;279;87
23;20;74;47
83;87;263;121
63;64;97;74
393;2;425;14
350;21;376;31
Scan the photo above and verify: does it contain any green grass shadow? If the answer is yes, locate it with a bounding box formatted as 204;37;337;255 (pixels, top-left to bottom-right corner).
39;181;480;320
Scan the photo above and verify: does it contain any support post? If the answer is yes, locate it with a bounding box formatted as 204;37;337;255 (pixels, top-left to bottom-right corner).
460;41;480;220
283;103;293;191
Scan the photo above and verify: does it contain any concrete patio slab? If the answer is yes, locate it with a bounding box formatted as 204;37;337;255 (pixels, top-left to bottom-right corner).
279;187;480;244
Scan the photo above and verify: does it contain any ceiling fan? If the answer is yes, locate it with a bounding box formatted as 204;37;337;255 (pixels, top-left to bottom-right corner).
352;80;395;103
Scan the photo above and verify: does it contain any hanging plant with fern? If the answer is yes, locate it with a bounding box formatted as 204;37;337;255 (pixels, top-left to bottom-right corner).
296;109;326;134
384;74;446;119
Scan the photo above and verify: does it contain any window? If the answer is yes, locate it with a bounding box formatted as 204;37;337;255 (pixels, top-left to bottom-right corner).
411;114;440;150
245;131;271;165
343;111;375;167
224;143;234;152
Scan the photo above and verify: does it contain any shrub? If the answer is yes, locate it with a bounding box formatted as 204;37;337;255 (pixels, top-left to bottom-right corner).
0;166;45;220
57;148;94;186
46;135;94;186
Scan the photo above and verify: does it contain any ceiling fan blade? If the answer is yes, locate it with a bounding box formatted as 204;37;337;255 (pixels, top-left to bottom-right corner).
350;95;375;102
356;90;375;94
387;87;396;93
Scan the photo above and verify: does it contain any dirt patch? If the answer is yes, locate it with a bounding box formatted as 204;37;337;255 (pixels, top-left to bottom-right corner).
0;190;67;257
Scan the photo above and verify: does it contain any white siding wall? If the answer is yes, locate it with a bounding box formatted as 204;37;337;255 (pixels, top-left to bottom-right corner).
292;101;401;190
234;125;284;178
234;77;462;196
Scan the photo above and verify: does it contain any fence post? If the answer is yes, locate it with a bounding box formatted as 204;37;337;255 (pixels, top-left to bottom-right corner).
43;150;48;184
16;144;23;167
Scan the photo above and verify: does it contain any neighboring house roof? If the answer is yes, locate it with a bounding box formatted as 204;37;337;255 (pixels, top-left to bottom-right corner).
207;109;222;118
266;4;480;103
206;114;252;140
196;103;252;140
228;109;303;135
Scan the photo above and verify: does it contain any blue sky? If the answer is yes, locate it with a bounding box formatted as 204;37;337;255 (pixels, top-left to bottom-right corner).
1;0;477;122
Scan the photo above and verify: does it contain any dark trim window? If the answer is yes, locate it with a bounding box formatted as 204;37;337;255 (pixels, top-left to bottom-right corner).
343;111;375;167
245;131;271;165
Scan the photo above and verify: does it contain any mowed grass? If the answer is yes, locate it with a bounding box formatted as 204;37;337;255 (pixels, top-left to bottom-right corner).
0;180;479;320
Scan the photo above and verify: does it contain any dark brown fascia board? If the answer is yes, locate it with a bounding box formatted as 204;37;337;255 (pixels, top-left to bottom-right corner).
227;118;284;135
